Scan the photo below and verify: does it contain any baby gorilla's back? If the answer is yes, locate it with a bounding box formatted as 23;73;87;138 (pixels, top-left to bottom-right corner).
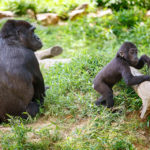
93;58;122;87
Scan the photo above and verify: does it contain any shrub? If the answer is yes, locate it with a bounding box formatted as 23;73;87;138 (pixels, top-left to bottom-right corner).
112;139;134;150
3;0;36;15
96;0;150;10
94;8;145;36
1;0;96;17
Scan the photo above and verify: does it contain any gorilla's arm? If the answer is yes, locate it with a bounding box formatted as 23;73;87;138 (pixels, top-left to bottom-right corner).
134;55;150;69
121;65;150;85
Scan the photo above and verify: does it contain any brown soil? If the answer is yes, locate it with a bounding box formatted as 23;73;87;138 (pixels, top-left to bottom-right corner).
0;112;150;149
126;111;150;150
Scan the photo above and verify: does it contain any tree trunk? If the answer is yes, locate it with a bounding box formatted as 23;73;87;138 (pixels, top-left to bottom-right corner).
130;67;150;119
35;46;63;60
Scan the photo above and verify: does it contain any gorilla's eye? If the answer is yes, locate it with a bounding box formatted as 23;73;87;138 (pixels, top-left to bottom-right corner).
130;48;137;55
130;50;134;54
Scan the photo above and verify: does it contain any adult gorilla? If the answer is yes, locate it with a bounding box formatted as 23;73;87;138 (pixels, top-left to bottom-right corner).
0;19;45;122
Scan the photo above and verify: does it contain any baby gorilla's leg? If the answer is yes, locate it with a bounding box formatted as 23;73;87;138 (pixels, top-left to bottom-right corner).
94;82;114;108
95;96;106;106
105;93;114;108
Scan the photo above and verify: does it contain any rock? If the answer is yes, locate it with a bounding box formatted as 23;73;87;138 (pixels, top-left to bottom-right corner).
26;9;36;19
36;13;59;26
88;9;112;18
69;3;89;20
0;11;14;19
39;59;71;69
130;67;150;119
146;10;150;17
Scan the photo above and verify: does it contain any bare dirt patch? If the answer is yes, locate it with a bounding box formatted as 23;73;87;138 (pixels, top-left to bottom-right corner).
126;111;150;149
63;117;90;139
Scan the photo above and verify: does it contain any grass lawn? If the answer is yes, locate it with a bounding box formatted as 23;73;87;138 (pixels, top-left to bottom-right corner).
0;4;150;150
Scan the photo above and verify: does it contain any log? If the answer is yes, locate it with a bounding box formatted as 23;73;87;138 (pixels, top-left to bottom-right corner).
130;67;150;119
35;46;71;69
35;46;63;60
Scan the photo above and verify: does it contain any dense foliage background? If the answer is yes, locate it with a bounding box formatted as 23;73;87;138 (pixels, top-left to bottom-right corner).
0;0;150;149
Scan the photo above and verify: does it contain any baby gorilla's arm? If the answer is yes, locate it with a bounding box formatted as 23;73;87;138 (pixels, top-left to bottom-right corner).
121;65;150;86
134;55;150;69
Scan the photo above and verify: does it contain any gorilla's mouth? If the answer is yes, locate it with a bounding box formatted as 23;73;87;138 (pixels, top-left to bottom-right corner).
37;43;43;49
32;42;43;51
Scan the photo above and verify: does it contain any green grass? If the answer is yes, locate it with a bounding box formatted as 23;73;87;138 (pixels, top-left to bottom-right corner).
0;4;150;150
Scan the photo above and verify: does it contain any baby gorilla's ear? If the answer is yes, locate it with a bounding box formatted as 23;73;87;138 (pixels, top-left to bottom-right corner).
117;50;125;58
119;51;124;57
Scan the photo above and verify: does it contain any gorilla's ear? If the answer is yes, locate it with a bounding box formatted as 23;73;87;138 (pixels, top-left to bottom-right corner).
117;50;125;58
1;20;16;38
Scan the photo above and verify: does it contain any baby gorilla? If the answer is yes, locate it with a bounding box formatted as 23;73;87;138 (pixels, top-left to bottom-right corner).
93;42;150;108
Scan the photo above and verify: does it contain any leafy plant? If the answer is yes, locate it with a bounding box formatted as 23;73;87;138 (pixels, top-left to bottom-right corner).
96;0;150;10
3;0;36;15
1;118;32;149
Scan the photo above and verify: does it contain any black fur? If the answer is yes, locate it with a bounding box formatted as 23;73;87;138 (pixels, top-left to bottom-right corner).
93;42;150;108
0;20;45;121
